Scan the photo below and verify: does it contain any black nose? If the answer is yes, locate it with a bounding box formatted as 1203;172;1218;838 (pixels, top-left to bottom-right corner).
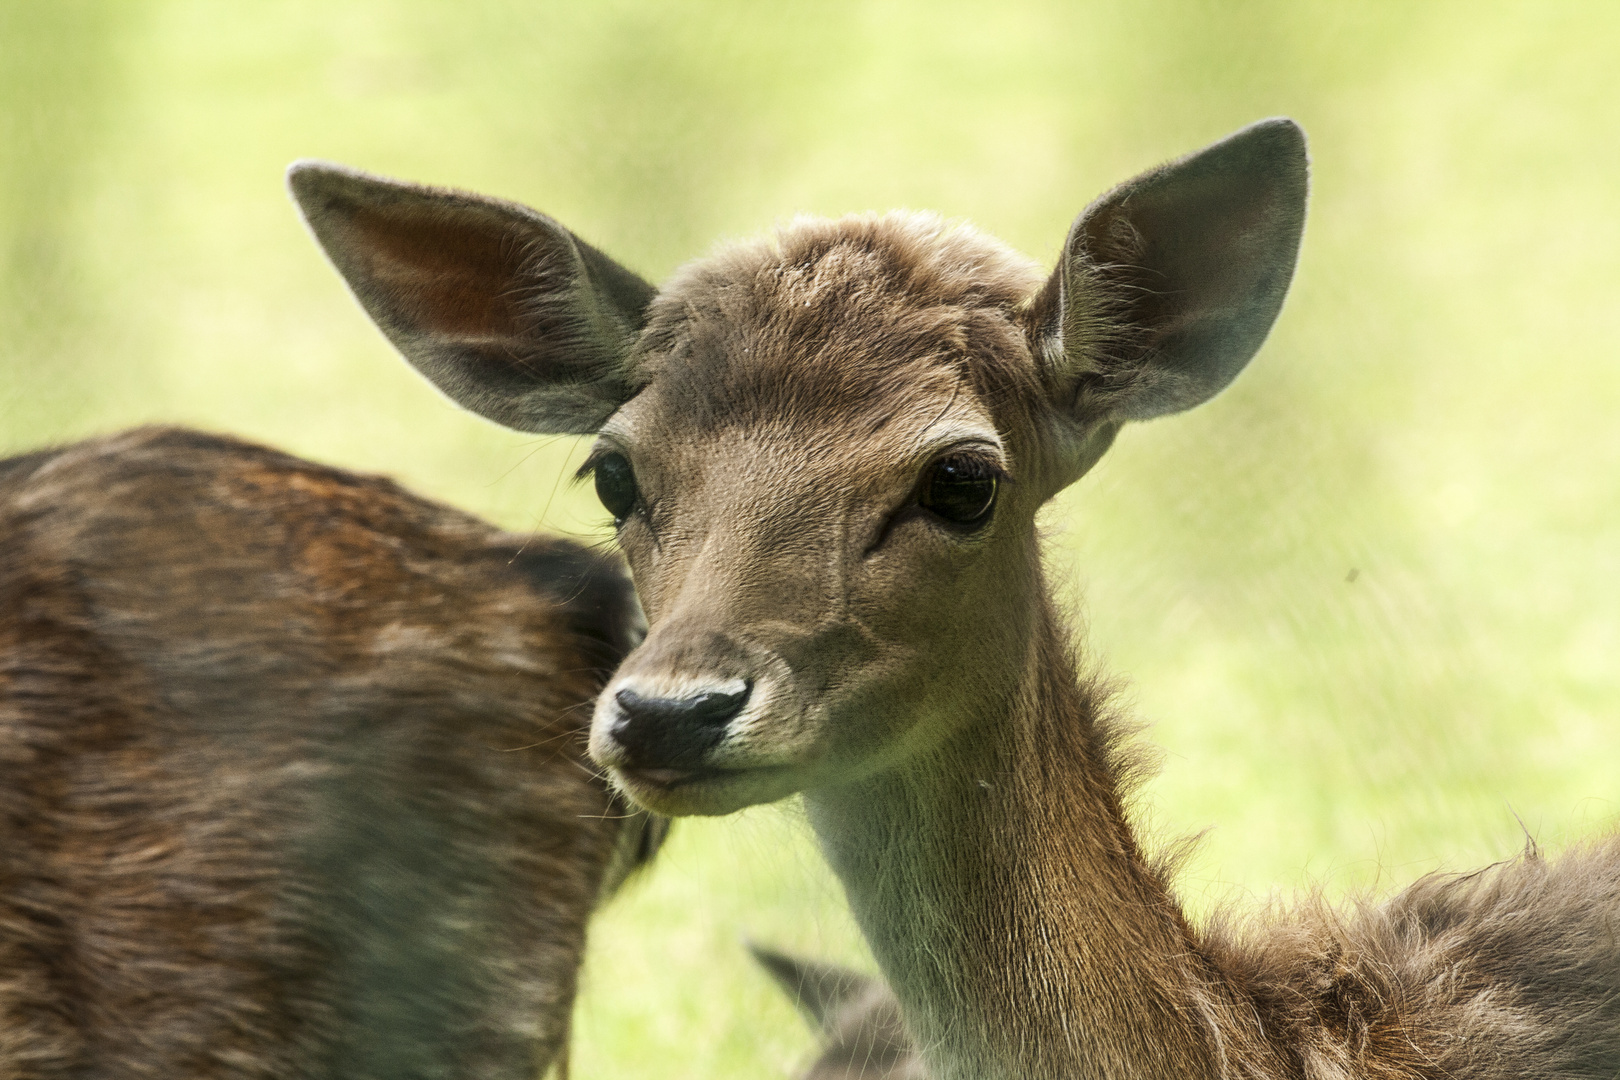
610;684;751;768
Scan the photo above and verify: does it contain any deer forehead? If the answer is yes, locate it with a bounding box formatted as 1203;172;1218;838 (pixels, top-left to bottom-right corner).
615;211;1048;454
605;380;1008;504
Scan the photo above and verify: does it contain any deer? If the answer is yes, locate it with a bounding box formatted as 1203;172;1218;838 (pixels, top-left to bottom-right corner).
0;425;660;1079
290;117;1620;1080
750;943;923;1080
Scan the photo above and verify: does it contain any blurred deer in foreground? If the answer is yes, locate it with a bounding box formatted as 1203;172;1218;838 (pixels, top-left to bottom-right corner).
293;116;1620;1080
750;944;922;1080
0;426;658;1079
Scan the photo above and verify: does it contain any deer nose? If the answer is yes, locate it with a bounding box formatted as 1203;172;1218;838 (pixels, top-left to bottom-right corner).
608;682;751;767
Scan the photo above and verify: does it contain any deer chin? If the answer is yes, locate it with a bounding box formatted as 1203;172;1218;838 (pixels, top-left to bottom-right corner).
608;761;806;817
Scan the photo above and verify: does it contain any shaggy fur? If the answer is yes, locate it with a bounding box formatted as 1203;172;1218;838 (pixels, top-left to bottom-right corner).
1205;837;1620;1079
0;427;655;1080
288;121;1620;1080
757;801;1620;1080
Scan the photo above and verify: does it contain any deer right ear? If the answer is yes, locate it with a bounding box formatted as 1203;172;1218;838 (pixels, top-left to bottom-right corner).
1030;119;1307;469
288;162;653;434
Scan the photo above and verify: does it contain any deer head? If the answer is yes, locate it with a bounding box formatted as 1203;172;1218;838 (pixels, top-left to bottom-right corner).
290;119;1307;818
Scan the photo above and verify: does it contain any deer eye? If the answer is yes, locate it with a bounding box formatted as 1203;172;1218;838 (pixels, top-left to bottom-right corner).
593;452;639;525
918;454;999;528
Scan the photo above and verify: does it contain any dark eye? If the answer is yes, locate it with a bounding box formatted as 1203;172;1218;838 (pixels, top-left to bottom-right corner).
593;452;639;525
918;454;999;528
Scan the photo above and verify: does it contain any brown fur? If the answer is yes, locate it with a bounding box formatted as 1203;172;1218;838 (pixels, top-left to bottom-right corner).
289;122;1620;1080
755;822;1620;1080
648;218;1620;1077
0;426;656;1080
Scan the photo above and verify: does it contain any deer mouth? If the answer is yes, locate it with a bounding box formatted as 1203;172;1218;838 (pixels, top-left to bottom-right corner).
616;764;729;788
610;762;799;816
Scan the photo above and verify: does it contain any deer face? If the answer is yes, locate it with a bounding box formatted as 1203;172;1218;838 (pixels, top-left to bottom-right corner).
291;119;1307;816
575;218;1061;813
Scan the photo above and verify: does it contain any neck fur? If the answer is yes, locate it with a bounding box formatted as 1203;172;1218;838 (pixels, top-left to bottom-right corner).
805;589;1271;1080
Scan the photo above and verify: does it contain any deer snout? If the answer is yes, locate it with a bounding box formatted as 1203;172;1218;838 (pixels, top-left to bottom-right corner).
594;676;751;770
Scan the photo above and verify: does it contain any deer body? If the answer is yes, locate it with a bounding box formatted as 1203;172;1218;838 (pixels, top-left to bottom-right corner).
0;427;651;1079
292;119;1620;1079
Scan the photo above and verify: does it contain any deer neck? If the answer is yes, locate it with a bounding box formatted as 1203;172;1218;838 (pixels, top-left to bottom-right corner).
804;592;1257;1080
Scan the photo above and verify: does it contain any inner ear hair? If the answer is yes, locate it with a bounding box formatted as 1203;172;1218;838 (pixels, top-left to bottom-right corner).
1035;118;1309;426
288;161;654;435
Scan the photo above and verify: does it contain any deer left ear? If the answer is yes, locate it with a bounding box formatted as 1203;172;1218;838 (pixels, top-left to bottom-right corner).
1032;118;1308;435
288;161;654;434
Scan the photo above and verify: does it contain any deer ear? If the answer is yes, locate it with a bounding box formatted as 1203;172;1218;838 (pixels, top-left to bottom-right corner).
747;943;874;1031
288;161;653;434
1032;118;1307;434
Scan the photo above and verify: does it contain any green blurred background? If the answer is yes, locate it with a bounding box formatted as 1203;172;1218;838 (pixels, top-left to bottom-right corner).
4;2;1619;1076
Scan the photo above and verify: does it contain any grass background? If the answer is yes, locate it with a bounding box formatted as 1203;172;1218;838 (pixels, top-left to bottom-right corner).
4;2;1619;1076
